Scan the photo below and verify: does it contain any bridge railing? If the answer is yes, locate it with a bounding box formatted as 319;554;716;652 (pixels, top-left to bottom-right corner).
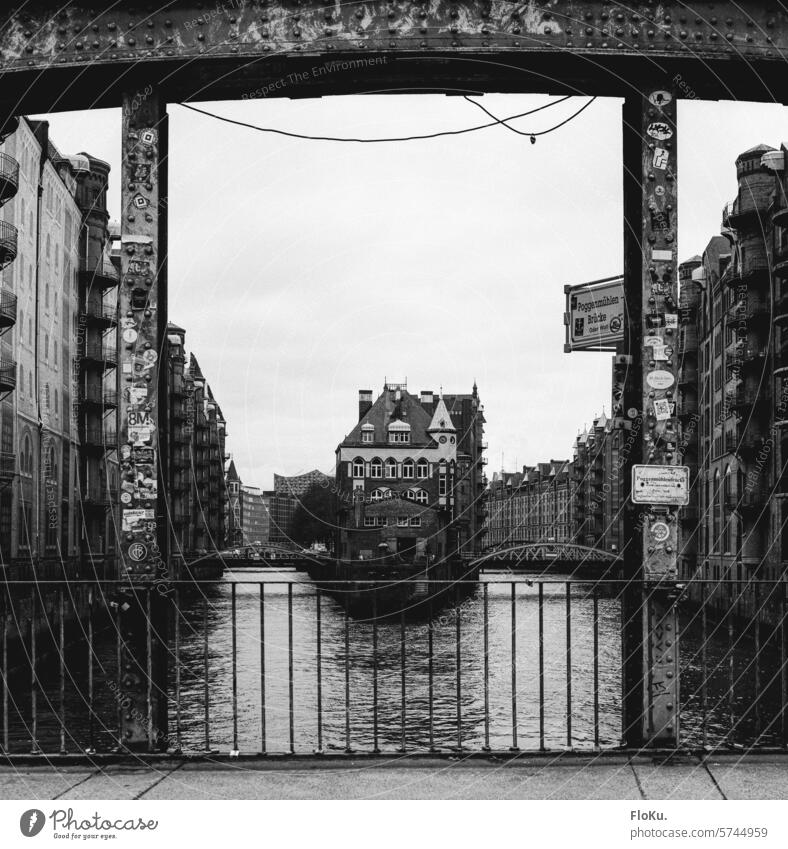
0;578;784;757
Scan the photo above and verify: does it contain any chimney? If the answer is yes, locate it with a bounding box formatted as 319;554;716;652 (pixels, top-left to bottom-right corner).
358;390;373;421
420;390;434;414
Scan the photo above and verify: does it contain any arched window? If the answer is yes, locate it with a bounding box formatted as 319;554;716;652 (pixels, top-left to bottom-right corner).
22;434;32;475
352;457;364;478
416;459;428;479
385;457;397;478
407;488;428;504
370;488;388;502
370;458;383;479
402;459;415;479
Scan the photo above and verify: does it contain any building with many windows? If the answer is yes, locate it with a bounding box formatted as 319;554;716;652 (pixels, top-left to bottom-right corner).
273;469;331;498
166;331;228;557
335;381;485;561
0;117;119;572
679;142;788;610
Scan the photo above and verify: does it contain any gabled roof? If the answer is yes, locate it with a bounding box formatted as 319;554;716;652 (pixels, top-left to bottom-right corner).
342;388;433;446
226;459;240;482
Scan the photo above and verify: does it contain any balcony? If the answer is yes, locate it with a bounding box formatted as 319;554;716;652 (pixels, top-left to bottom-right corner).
723;194;772;230
0;450;15;484
82;485;110;510
0;220;17;270
81;342;117;368
0;358;16;393
678;366;697;388
0;153;19;208
80;259;119;291
82;302;118;328
0;289;16;331
725;293;769;326
79;388;118;409
725;380;763;412
678;387;698;417
81;428;117;451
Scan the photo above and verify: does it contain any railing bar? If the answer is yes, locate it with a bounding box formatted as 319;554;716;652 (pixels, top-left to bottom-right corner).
754;581;762;739
566;582;572;749
456;582;462;751
483;583;490;751
260;584;266;755
232;583;238;752
539;582;545;752
344;608;351;753
30;588;37;754
593;588;600;749
288;583;295;755
174;588;182;753
701;580;707;751
87;586;94;752
146;590;153;752
728;581;735;742
782;582;787;749
316;588;323;754
373;592;379;754
511;582;518;751
428;595;434;752
203;595;210;753
2;588;7;753
58;588;65;755
400;607;406;753
116;602;122;748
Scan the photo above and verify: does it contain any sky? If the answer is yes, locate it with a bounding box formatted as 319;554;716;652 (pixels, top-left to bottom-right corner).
32;95;788;489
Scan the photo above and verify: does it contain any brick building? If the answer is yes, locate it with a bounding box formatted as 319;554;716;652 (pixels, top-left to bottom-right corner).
165;332;228;556
335;381;485;561
486;460;572;548
679;142;788;604
0;117;119;571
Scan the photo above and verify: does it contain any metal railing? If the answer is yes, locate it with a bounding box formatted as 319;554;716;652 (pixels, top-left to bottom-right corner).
0;358;16;391
0;154;20;207
0;220;17;270
1;578;785;758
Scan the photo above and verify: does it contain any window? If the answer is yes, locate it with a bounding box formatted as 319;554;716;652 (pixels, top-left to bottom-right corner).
364;516;387;527
389;431;410;443
44;333;49;362
397;516;409;527
439;475;447;497
352;458;364;478
402;459;415;479
385;457;397;478
361;431;373;443
370;458;382;478
19;364;23;396
409;488;428;505
713;470;721;553
370;488;388;502
416;460;428;478
409;517;422;527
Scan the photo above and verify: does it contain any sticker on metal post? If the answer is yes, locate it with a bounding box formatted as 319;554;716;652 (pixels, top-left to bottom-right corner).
632;465;690;505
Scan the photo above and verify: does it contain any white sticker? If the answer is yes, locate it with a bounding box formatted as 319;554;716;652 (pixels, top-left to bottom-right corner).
122;328;138;344
140;129;157;146
654;399;672;420
121;492;132;505
122;363;133;374
142;349;158;365
652;147;669;169
129;425;152;445
644;335;663;347
122;508;154;531
650;520;670;542
655;186;665;197
653;344;668;361
646;122;673;141
652;249;673;261
648;91;673;108
646;370;675;390
665;313;678;329
129;387;148;405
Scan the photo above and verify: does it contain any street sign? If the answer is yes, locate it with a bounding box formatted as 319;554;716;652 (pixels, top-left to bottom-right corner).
631;465;690;506
564;275;624;352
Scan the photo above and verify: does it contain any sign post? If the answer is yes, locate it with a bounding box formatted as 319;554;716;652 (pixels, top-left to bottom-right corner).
564;276;624;352
621;84;681;748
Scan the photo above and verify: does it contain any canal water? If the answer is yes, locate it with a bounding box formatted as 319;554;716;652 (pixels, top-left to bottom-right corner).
1;571;781;753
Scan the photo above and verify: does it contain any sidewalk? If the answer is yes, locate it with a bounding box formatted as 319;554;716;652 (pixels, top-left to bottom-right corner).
1;753;786;800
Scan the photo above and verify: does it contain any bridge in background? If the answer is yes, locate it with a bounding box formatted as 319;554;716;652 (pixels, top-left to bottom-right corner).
473;543;620;571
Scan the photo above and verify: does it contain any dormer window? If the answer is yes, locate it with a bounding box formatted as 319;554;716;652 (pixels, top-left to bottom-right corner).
388;419;410;443
361;423;374;444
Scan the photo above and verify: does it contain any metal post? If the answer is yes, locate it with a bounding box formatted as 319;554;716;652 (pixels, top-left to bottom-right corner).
622;85;680;748
117;85;169;750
